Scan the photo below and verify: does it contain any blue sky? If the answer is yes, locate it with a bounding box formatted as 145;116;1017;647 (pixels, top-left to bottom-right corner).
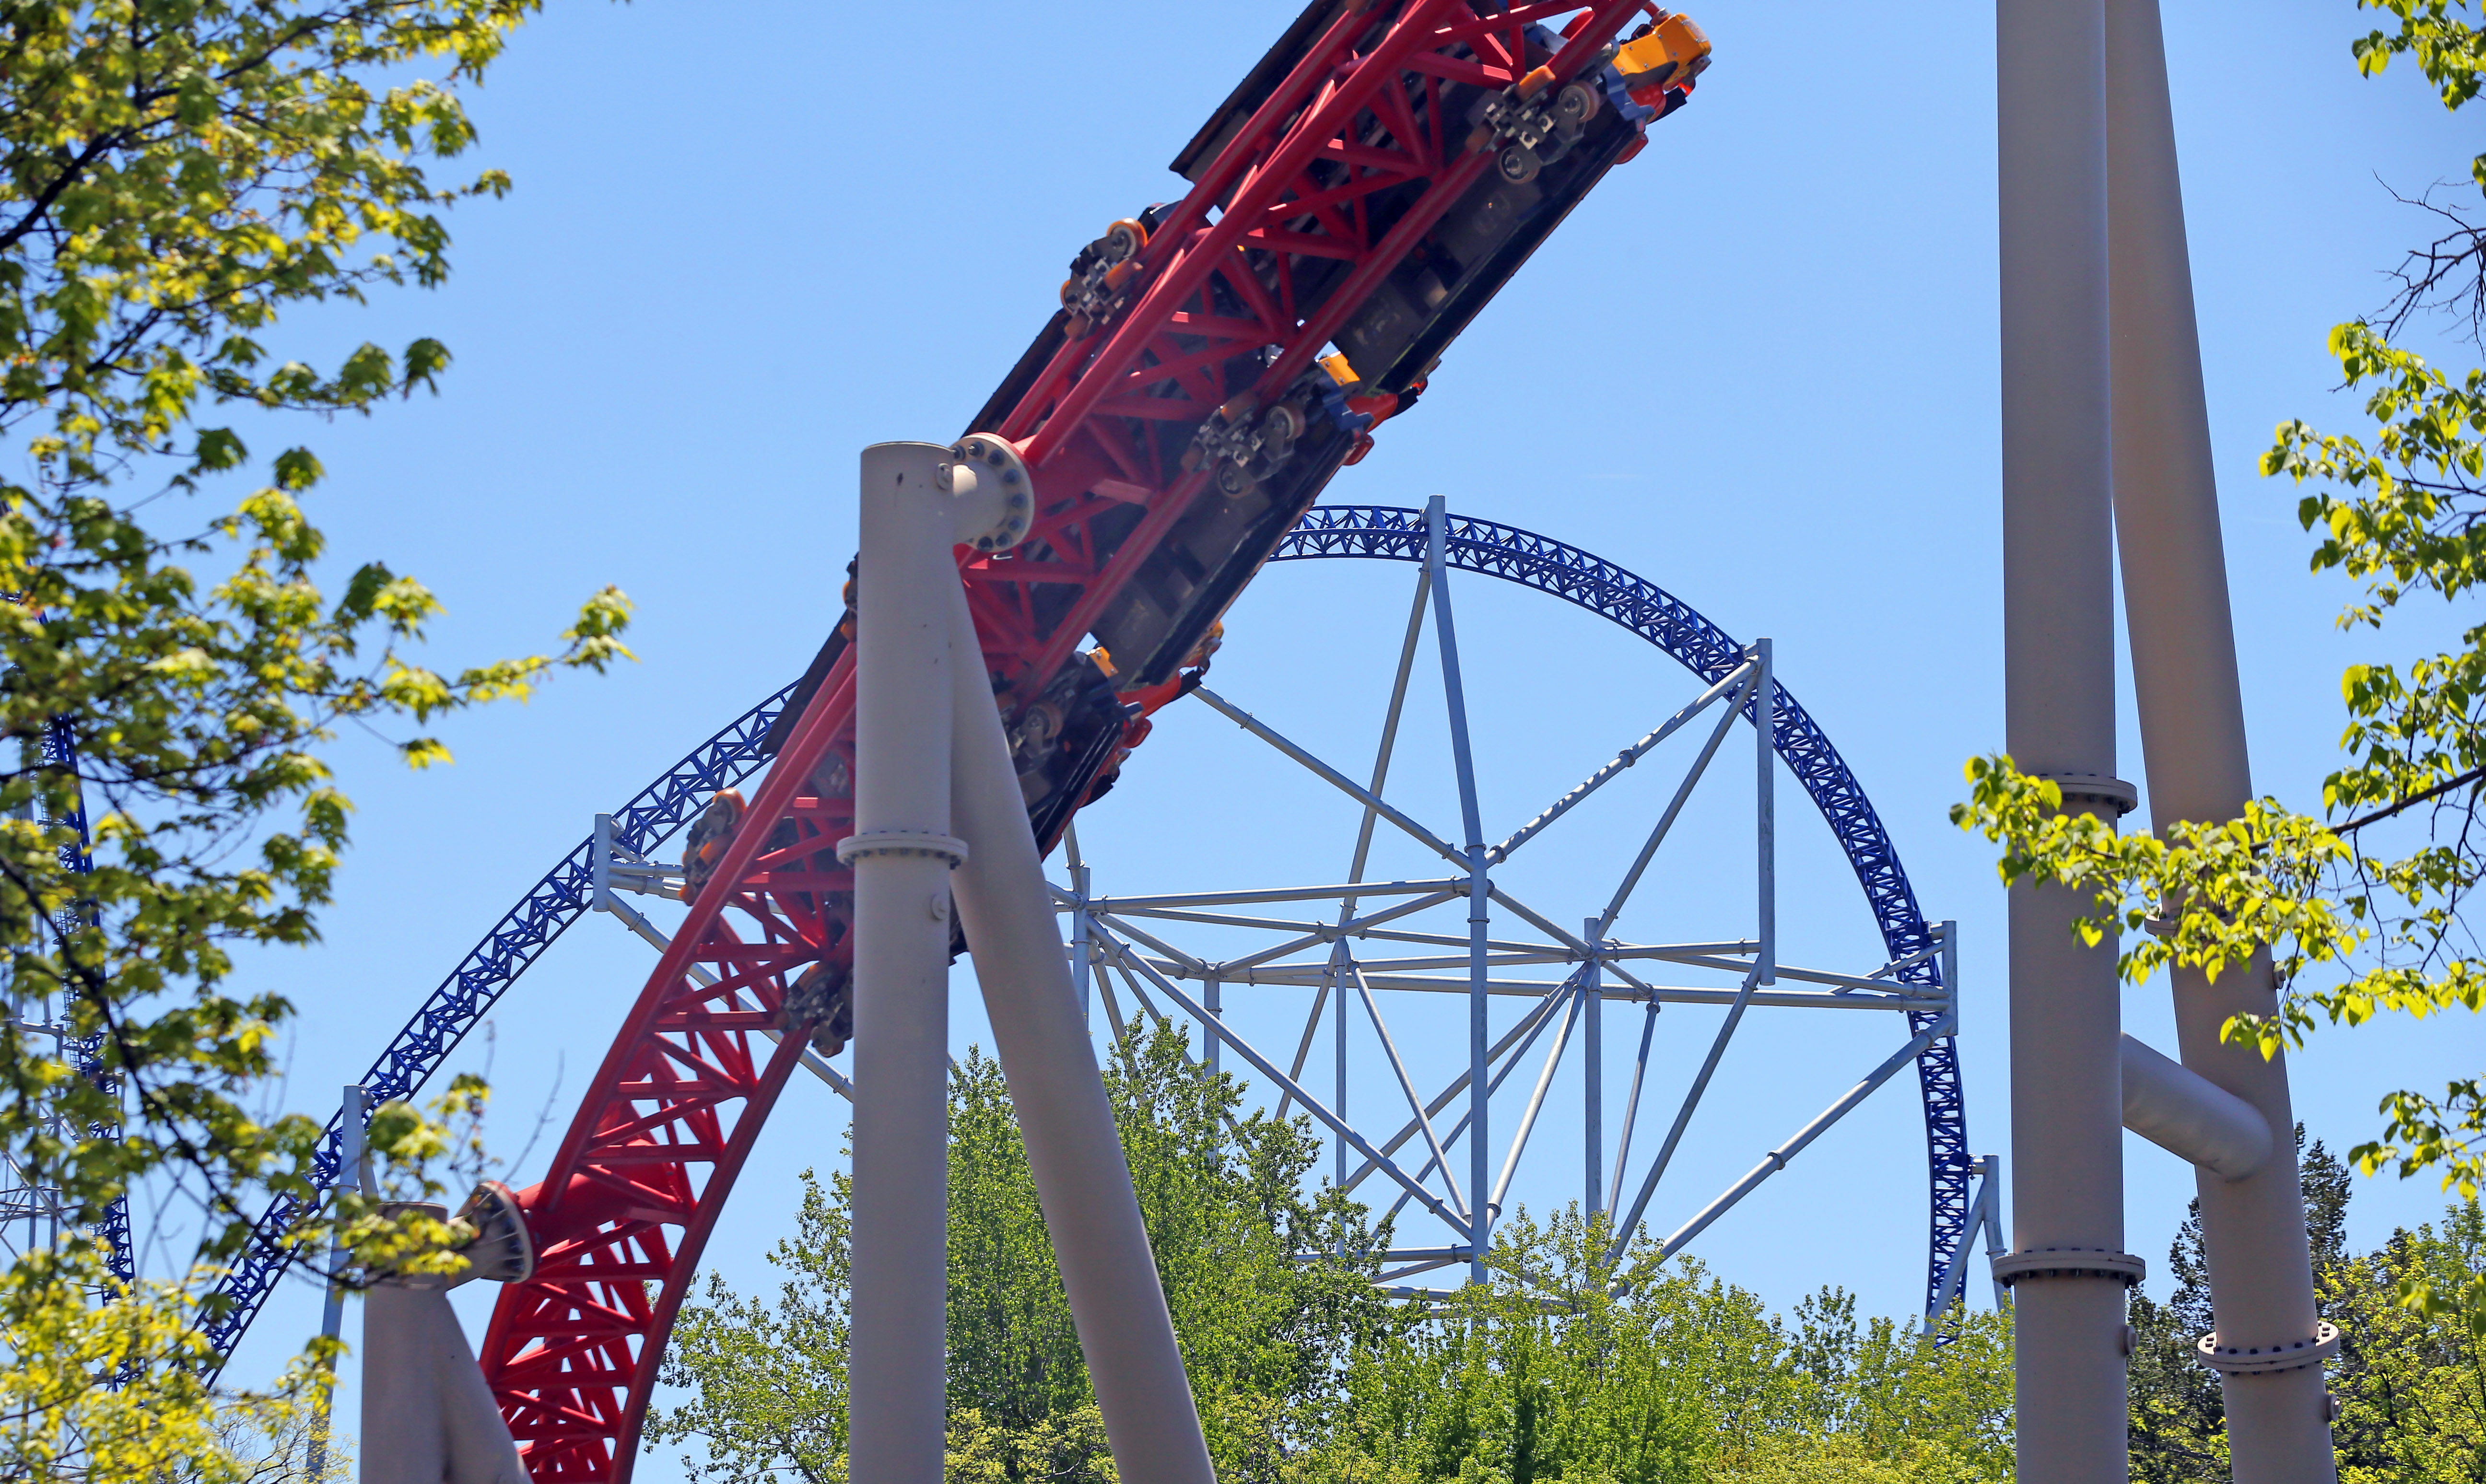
196;0;2484;1471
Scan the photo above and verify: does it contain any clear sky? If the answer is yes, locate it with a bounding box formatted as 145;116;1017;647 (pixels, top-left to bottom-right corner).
198;1;2485;1474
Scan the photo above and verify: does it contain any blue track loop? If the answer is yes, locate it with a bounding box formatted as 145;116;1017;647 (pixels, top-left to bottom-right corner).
204;507;1969;1360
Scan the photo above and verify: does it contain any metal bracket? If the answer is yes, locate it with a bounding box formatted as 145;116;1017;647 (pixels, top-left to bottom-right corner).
940;435;1034;553
1990;1247;2146;1287
452;1180;538;1286
2195;1320;2342;1375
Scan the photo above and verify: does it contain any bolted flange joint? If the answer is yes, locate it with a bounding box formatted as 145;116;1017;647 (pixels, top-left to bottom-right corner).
2028;771;2140;818
939;435;1035;553
2194;1320;2342;1376
835;829;970;868
1990;1247;2147;1288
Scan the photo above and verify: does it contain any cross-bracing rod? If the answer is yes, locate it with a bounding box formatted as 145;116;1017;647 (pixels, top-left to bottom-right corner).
1489;658;1759;864
1425;496;1494;1285
1605;641;1775;1267
1090;928;1472;1238
1610;1014;1954;1292
1490;973;1588;1222
1141;964;1940;1012
1348;955;1468;1221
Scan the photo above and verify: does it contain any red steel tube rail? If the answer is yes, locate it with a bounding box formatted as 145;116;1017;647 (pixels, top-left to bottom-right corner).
477;3;1673;1476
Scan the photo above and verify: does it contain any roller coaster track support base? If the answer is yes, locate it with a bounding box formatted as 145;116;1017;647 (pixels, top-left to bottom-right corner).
846;441;1214;1484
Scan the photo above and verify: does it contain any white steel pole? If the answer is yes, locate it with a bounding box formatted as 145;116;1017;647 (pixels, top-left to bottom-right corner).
361;1204;525;1484
1999;0;2138;1472
840;441;971;1484
1584;917;1603;1216
1754;639;1774;985
941;572;1218;1484
2105;0;2337;1470
307;1084;367;1482
1425;497;1491;1285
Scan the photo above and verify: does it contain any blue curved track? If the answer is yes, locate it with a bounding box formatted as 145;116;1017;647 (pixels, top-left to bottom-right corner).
205;505;1968;1359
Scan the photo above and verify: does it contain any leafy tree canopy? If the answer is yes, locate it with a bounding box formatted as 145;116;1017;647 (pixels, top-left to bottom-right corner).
0;2;629;1478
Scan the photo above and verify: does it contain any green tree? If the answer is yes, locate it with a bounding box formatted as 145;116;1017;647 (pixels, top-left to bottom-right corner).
648;1024;1395;1484
2325;1203;2486;1482
2127;1201;2228;1483
0;3;631;1478
2121;1131;2486;1480
1294;1212;2013;1484
1953;0;2486;1301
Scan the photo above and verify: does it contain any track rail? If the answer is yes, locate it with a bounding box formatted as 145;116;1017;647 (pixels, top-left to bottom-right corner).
476;6;1685;1477
199;688;795;1360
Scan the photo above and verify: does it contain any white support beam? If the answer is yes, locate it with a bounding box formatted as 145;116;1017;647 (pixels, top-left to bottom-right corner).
2120;1033;2273;1180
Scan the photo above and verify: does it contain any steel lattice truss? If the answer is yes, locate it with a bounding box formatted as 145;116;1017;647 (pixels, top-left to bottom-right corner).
1271;506;1974;1300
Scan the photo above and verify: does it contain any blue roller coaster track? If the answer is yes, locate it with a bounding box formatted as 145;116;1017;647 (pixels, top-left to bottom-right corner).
201;505;1970;1360
41;719;131;1288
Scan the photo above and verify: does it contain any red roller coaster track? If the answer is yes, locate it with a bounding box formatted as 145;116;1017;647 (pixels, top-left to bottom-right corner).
477;3;1693;1477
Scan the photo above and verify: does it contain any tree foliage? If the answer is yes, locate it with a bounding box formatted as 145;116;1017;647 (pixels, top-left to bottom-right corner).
2128;1136;2486;1482
0;2;628;1478
648;1024;1396;1484
651;1026;2016;1484
1292;1214;2013;1484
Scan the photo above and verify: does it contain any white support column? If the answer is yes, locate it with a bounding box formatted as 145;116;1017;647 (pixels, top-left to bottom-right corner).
1584;917;1604;1217
2105;1;2338;1469
1998;0;2135;1472
1426;497;1491;1285
307;1084;367;1482
1753;639;1775;985
360;1194;528;1484
942;569;1218;1484
361;1278;527;1484
840;441;972;1484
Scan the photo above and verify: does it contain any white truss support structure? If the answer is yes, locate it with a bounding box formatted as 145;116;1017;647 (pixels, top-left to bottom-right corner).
1618;1015;1956;1290
1925;1153;2009;1333
1092;929;1473;1239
